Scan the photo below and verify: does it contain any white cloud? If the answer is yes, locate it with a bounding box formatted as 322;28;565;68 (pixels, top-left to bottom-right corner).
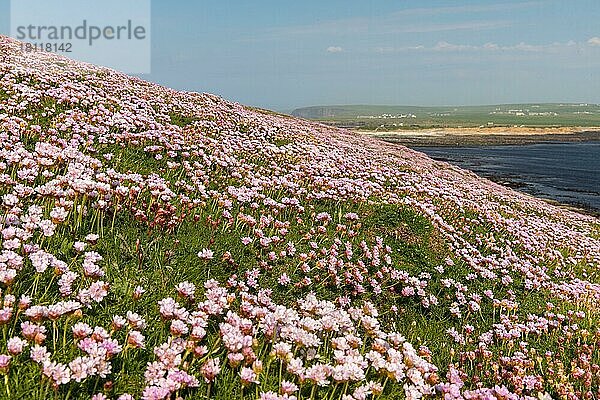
376;40;583;54
432;41;476;51
588;37;600;46
375;45;424;53
483;42;500;50
503;41;576;52
326;46;343;53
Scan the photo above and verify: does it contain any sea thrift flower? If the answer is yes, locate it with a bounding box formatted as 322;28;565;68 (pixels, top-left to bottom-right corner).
126;311;147;330
0;355;10;374
141;386;170;400
200;358;221;383
278;273;291;286
85;234;99;244
240;367;259;386
133;285;146;300
18;295;31;310
170;319;189;336
111;315;127;331
72;322;93;339
280;380;299;394
127;331;145;349
7;337;27;355
30;345;50;363
197;249;214;260
175;281;196;300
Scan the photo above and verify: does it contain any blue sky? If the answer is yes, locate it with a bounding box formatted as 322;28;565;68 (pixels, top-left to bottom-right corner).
2;0;600;110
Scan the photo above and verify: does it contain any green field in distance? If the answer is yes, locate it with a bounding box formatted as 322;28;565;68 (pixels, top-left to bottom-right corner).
290;103;600;130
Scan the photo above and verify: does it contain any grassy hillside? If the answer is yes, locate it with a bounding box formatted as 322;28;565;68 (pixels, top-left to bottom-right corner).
291;104;600;130
0;36;599;400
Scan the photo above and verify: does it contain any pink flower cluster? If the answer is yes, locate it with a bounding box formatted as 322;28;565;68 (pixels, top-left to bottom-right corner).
142;280;439;399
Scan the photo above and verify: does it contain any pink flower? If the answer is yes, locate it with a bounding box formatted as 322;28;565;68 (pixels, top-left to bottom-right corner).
127;330;145;349
29;345;50;363
240;367;259;386
50;206;68;223
111;315;127;330
0;355;10;373
175;281;196;300
141;386;170;400
7;337;27;355
278;273;291;286
280;380;299;394
133;285;146;300
89;281;109;302
126;311;147;330
85;234;99;244
18;295;31;310
197;249;214;260
42;360;71;385
200;358;221;383
170;319;189;336
72;322;93;339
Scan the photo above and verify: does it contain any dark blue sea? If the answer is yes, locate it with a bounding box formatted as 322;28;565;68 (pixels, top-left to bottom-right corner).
414;142;600;213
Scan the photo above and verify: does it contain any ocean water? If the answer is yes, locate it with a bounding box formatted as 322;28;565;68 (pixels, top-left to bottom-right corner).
413;142;600;213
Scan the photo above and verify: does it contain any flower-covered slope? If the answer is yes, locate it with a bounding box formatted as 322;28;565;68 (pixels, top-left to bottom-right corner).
0;35;599;400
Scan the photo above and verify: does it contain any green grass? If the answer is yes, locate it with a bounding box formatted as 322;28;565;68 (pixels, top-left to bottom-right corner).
168;112;199;127
592;223;600;239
